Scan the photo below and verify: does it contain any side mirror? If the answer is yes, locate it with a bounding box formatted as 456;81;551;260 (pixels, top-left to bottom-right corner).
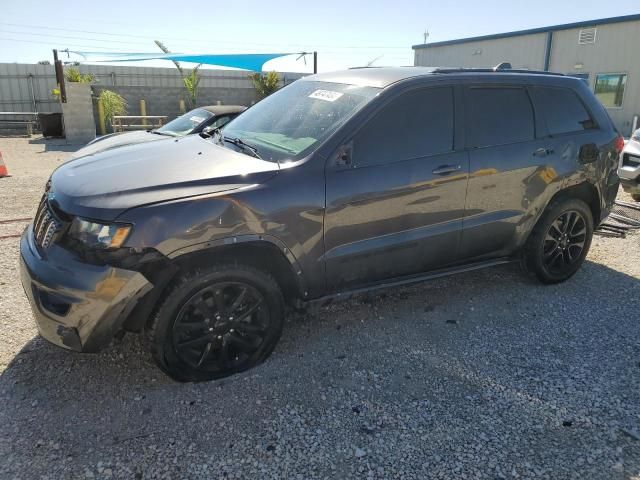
202;125;216;136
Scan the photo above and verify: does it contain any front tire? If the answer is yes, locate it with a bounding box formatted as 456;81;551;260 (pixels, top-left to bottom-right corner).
632;194;640;202
146;264;284;382
525;198;594;284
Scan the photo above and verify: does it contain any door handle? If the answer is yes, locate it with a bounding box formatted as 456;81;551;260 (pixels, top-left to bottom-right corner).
533;148;554;157
432;164;461;175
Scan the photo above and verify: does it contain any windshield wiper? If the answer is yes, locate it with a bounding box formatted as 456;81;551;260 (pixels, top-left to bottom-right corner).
222;136;262;159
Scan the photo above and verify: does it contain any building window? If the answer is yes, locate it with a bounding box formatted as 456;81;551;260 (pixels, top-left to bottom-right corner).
594;73;627;108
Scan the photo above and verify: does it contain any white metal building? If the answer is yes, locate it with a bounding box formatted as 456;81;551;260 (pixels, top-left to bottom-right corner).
413;14;640;135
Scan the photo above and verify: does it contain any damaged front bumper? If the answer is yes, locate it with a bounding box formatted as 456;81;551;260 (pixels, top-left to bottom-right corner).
19;226;153;352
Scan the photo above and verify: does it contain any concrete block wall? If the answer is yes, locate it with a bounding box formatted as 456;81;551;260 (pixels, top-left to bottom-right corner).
91;85;262;132
61;83;96;144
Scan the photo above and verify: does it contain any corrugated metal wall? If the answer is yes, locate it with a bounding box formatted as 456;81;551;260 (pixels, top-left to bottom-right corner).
0;62;306;114
413;33;548;70
0;63;61;112
413;20;640;135
548;20;640;134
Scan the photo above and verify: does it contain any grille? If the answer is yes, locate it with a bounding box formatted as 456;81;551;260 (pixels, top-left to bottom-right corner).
33;194;62;249
622;153;640;168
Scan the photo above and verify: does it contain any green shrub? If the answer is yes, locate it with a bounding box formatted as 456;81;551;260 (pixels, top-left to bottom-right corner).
249;71;280;98
98;90;127;131
65;67;94;83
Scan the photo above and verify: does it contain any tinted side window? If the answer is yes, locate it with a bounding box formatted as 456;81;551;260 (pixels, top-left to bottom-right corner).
467;87;534;148
210;115;233;129
354;87;454;167
530;87;596;135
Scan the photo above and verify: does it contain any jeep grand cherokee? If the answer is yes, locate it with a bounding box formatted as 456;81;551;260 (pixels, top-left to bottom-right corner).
20;66;622;381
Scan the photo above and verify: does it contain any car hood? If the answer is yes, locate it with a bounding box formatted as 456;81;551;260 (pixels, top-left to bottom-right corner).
70;130;168;159
50;135;279;220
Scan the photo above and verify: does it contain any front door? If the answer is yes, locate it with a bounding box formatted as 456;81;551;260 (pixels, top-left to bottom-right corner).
324;86;469;291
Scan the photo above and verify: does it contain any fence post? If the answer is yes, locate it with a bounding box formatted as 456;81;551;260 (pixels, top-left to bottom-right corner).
140;99;147;127
97;96;106;135
27;74;37;112
179;99;185;114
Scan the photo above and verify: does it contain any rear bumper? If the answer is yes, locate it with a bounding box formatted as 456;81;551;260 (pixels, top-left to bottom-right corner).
19;226;152;352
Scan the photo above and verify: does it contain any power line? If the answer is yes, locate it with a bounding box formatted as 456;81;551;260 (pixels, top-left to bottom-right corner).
0;30;309;52
0;22;411;50
0;29;155;46
0;37;135;51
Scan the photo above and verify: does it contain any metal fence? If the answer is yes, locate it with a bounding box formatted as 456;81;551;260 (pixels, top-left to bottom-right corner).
0;62;306;114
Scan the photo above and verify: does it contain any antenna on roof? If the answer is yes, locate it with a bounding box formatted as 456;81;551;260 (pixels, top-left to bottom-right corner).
423;29;430;44
493;62;512;71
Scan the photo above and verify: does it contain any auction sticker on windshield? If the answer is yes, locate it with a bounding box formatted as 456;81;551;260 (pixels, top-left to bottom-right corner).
190;116;206;123
308;90;344;102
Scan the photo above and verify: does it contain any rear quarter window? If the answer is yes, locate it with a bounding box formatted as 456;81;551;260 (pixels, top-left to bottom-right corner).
466;87;534;148
530;86;596;136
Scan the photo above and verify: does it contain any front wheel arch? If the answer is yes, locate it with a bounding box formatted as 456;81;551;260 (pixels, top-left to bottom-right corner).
170;241;304;305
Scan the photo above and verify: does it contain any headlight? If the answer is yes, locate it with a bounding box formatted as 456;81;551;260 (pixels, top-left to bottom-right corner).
67;218;131;249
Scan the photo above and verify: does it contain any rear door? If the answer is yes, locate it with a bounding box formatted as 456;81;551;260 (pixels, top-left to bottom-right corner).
324;85;469;290
461;85;554;259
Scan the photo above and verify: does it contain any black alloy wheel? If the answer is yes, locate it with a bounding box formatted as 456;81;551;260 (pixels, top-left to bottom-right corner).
147;264;284;382
525;198;594;284
542;210;587;275
172;282;269;372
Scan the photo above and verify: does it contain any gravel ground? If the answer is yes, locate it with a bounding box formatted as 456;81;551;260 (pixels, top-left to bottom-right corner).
0;136;639;479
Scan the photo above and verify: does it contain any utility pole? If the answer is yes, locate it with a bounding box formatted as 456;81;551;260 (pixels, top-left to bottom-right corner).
313;51;317;74
53;49;67;103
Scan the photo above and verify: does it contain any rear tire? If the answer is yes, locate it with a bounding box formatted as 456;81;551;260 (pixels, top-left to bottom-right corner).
146;264;284;382
524;198;594;284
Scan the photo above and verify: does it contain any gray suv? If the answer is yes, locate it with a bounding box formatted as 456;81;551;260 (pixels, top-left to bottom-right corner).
20;67;622;382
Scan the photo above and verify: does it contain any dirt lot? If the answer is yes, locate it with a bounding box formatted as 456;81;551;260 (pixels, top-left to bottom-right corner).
1;136;639;479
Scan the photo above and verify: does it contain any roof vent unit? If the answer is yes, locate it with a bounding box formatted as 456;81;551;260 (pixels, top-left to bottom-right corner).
578;27;597;44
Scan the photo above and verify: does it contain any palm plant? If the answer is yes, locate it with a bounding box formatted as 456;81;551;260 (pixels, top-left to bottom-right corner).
155;40;201;109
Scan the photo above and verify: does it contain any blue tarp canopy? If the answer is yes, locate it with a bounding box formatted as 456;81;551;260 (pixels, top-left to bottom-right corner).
69;51;298;71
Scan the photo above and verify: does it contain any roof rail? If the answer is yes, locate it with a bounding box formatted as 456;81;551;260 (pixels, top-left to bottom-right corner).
432;67;564;76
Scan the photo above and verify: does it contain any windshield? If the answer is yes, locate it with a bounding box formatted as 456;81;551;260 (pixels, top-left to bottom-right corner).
220;80;380;162
156;108;214;136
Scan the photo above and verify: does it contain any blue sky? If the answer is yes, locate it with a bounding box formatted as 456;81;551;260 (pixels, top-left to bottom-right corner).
1;0;638;72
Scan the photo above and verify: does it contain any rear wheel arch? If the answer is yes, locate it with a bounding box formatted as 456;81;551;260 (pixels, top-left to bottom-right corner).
547;182;601;226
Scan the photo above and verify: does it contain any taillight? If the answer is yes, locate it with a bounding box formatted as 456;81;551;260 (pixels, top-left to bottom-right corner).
614;135;625;154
